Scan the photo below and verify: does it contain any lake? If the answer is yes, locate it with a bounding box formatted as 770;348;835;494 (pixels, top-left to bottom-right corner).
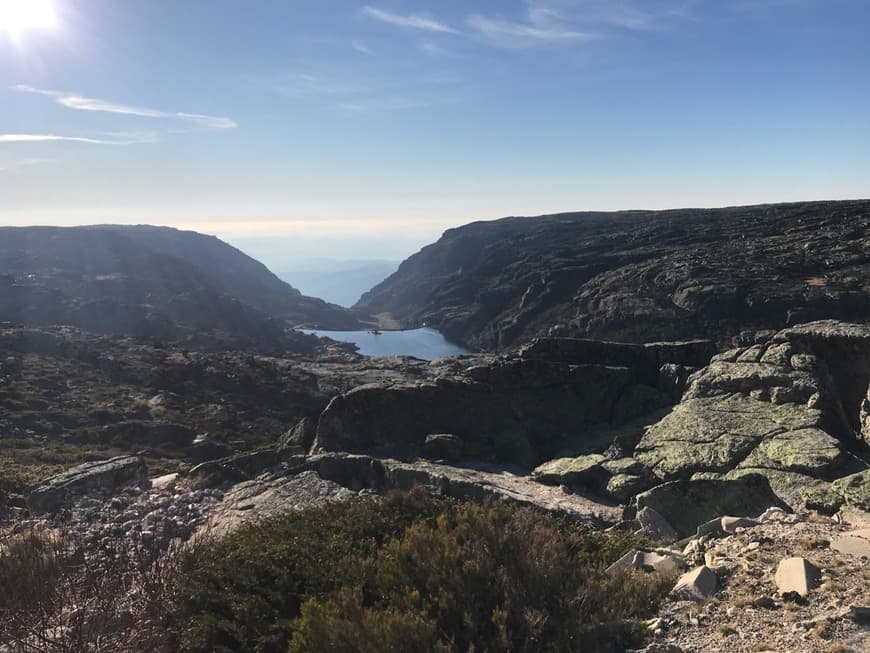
302;327;470;360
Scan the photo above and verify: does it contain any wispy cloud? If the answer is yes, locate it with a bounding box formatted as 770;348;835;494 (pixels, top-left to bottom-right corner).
274;74;360;99
0;133;156;145
361;6;459;34
11;85;237;129
466;14;597;45
351;39;374;55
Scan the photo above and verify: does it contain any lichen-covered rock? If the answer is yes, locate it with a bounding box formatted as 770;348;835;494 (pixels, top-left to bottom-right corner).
632;476;790;538
635;395;823;480
606;473;656;502
532;454;609;489
832;470;870;511
27;456;148;515
724;467;843;514
736;428;845;475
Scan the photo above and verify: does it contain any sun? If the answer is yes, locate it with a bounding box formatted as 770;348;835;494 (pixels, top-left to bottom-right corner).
0;0;58;38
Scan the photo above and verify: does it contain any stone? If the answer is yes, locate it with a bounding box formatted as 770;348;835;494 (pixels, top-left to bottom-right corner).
27;456;148;515
721;516;761;533
277;417;317;456
774;557;820;597
636;507;678;540
606;473;655;502
832;470;870;511
632;476;790;538
423;434;464;461
532;455;609;490
672;565;717;601
830;528;870;558
606;549;686;575
150;473;179;492
187;435;234;463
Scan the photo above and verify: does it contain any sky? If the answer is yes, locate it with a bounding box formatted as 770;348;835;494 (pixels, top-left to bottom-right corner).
1;0;869;265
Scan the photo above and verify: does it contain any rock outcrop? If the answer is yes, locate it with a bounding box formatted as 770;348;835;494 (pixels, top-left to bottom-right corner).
356;200;870;350
635;321;870;510
311;339;712;467
27;456;148;515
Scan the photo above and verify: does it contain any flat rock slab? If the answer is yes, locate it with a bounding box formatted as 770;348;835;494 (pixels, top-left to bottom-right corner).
205;471;355;538
775;557;821;597
635;394;823;480
27;455;148;515
830;528;870;558
673;565;717;601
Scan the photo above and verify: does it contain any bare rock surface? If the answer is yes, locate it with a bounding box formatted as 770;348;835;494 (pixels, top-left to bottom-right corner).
26;456;148;515
775;557;821;597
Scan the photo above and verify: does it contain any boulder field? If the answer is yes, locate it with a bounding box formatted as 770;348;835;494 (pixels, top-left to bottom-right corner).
23;319;870;532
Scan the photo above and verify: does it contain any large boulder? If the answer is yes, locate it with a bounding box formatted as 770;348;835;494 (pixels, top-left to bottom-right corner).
27;456;148;514
634;321;870;495
312;358;639;465
631;476;790;538
635;395;824;479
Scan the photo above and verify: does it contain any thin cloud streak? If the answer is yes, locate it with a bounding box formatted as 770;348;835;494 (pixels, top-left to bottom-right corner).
11;85;237;129
351;39;374;54
466;14;597;43
0;133;155;145
361;6;460;34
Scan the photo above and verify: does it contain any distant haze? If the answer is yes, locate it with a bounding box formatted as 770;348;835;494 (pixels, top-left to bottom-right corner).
271;258;399;308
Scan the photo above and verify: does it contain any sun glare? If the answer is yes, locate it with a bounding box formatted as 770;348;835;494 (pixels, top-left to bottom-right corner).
0;0;58;38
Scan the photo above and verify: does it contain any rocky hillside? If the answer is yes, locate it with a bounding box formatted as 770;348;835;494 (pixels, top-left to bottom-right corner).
0;225;359;350
356;200;870;350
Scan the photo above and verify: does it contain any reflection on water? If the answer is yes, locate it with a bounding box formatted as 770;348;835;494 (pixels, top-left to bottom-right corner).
302;327;470;360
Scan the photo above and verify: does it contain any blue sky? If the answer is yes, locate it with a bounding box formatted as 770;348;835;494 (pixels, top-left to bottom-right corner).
0;0;868;263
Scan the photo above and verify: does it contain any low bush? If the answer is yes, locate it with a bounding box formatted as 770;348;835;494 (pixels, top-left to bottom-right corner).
177;491;670;653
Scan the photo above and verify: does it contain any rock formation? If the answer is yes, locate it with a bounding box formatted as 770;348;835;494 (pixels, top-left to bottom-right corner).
356;200;870;350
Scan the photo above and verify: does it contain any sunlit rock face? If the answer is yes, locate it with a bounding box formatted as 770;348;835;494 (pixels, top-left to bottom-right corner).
634;320;870;511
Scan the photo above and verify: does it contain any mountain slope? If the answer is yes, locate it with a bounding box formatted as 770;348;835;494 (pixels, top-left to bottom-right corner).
0;225;359;350
356;199;870;349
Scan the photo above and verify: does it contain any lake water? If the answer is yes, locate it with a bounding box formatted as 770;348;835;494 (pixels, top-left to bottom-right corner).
302;327;470;360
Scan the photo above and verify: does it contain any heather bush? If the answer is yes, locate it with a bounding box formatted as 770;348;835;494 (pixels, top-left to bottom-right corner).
177;491;670;653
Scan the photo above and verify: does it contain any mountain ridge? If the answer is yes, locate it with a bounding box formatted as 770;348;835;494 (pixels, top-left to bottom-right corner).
356;199;870;350
0;224;360;351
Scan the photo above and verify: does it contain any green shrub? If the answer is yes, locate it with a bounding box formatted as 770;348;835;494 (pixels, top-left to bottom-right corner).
289;502;669;653
176;489;447;653
177;492;670;653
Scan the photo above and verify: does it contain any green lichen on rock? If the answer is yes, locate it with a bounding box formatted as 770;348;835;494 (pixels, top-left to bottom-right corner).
532;454;608;489
635;394;822;480
832;470;870;511
737;428;845;476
